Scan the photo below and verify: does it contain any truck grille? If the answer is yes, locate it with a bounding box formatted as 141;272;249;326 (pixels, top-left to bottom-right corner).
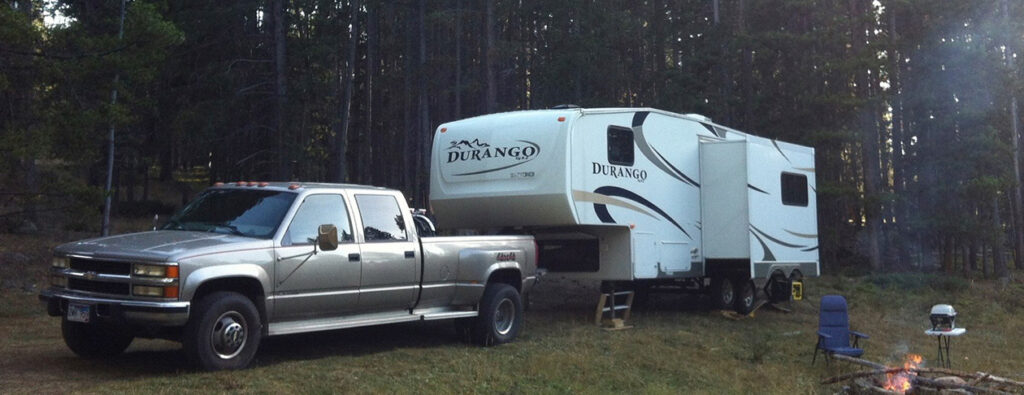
67;278;130;295
69;258;131;275
66;258;132;295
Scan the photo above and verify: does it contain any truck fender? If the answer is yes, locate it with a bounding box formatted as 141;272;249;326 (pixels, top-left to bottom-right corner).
452;249;524;306
483;262;523;289
180;264;272;302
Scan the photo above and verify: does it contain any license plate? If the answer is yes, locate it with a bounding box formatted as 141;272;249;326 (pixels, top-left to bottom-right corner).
67;303;91;323
791;281;804;301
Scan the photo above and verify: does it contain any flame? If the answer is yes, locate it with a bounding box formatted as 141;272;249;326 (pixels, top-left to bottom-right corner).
883;354;923;393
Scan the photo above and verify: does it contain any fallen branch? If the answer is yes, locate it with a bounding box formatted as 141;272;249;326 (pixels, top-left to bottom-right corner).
968;373;991;386
821;367;906;385
829;354;887;370
912;375;1012;395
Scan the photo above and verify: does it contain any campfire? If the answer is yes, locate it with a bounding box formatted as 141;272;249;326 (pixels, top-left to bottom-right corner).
883;354;923;393
821;353;1024;394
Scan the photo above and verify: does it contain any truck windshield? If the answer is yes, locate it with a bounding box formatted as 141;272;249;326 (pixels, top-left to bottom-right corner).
162;189;297;239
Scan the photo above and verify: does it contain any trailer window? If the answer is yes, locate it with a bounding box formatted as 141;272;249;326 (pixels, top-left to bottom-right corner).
781;173;809;207
607;126;635;166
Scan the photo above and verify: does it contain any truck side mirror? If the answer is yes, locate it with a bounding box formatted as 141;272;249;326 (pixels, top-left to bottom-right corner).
317;224;339;251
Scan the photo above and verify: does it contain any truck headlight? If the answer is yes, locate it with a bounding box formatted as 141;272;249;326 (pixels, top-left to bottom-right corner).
52;256;69;269
133;285;164;297
133;264;177;277
132;285;179;298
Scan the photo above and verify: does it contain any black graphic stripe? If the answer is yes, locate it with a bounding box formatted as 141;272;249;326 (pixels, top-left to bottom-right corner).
594;204;615;223
700;123;720;137
632;111;649;127
652;147;700;187
772;139;792;163
748;184;769;194
801;246;819;252
751;231;777;262
750;225;807;248
594;186;692;240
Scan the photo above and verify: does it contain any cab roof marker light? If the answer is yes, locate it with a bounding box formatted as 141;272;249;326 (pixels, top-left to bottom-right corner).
289;184;301;190
557;116;566;122
259;182;269;187
214;182;224;186
236;181;246;186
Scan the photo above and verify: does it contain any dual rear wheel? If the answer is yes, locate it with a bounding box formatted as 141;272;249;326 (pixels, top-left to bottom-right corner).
710;276;756;314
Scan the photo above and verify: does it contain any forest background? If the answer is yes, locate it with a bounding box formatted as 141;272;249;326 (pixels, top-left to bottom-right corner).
2;0;1024;279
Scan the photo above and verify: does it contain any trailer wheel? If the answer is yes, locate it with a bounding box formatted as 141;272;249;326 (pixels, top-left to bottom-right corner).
61;319;134;358
710;277;735;310
183;291;262;371
472;283;523;346
734;278;756;314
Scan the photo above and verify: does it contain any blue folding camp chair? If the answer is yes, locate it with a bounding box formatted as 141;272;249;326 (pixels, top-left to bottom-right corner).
813;295;869;365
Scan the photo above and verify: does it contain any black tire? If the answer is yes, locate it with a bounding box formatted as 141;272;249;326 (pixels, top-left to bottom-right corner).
709;276;735;310
61;319;134;358
471;283;523;346
765;273;789;303
183;291;262;371
734;278;756;314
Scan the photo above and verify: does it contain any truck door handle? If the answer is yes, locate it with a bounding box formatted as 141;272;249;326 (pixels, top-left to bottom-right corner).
405;250;415;258
348;253;360;262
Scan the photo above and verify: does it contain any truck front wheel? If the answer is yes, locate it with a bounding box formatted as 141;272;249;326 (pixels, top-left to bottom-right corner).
472;283;523;346
61;319;134;358
183;291;262;370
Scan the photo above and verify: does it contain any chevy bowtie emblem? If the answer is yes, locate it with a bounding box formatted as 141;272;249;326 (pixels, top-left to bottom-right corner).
84;271;98;280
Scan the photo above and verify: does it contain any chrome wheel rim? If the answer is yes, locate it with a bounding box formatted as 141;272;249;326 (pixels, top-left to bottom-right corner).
210;311;247;360
494;299;515;336
721;280;734;305
742;283;754;308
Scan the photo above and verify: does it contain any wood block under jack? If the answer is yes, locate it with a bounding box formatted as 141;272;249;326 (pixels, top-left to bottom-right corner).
602;318;633;331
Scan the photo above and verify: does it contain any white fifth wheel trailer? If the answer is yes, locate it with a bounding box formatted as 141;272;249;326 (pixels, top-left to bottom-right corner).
428;107;818;313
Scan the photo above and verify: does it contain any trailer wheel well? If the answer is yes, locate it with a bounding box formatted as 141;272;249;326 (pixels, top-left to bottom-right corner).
191;277;267;333
486;269;522;292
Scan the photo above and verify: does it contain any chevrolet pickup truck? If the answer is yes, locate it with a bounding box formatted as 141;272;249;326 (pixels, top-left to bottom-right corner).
40;182;538;370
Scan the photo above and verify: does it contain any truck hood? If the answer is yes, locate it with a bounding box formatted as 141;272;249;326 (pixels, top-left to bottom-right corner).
55;231;275;262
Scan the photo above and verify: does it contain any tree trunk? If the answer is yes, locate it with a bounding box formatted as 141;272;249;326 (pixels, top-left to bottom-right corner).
273;0;288;180
851;0;883;271
1004;0;1024;271
334;0;360;183
416;0;429;207
485;0;497;112
738;0;753;129
941;236;953;274
969;240;978;273
994;196;1008;278
365;1;378;185
454;0;462;119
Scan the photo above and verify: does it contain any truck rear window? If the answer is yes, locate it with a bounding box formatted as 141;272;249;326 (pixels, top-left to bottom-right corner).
355;195;408;242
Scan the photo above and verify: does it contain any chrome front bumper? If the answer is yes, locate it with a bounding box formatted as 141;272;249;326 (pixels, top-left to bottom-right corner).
40;289;190;326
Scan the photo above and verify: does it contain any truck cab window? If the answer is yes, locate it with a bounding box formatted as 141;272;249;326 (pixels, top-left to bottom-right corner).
781;173;809;207
285;194;354;245
356;195;408;242
607;126;635;166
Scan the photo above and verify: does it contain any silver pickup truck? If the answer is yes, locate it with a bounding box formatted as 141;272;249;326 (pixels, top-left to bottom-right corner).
40;182;538;370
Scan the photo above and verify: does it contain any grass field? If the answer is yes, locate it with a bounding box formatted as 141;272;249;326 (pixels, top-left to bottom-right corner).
2;230;1024;394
